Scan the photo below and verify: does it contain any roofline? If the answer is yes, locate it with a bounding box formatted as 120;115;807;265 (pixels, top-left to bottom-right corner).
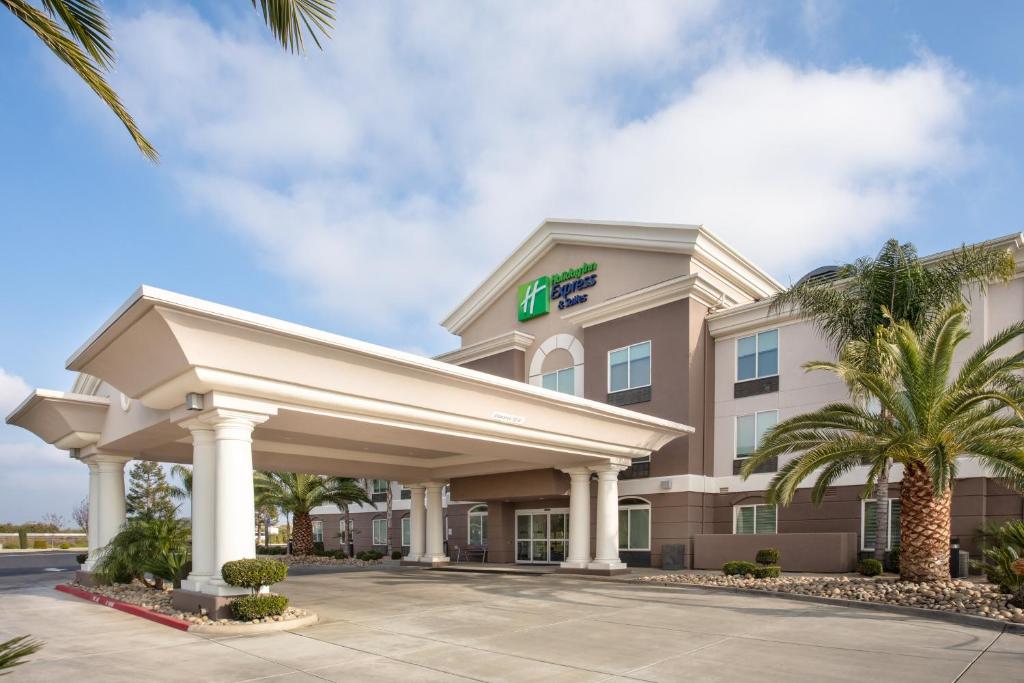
5;389;110;425
439;218;784;336
67;286;692;436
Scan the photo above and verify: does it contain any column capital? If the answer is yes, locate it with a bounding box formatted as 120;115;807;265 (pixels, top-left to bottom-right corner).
78;452;132;468
588;462;629;477
560;466;592;478
403;483;427;491
194;408;271;430
422;480;449;489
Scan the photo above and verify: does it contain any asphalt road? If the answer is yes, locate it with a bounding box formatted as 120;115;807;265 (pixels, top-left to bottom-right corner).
0;550;80;578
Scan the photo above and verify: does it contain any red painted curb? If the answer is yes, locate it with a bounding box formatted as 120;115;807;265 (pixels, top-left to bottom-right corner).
55;584;191;631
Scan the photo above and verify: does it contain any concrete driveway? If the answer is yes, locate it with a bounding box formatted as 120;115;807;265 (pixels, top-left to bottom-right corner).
2;569;1021;682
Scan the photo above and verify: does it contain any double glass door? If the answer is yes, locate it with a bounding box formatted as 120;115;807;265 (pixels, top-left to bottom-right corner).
515;510;568;563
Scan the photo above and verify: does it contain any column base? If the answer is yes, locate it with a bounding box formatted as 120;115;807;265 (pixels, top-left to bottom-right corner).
404;556;449;567
171;588;238;620
559;560;590;570
179;575;213;593
587;559;629;574
198;580;251;598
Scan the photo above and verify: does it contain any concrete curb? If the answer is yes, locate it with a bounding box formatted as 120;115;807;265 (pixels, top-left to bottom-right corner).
629;579;1024;634
188;613;319;635
55;584;191;631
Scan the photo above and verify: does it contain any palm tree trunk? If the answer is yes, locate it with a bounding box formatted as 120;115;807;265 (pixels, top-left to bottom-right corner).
899;463;951;582
292;511;315;555
343;506;352;557
385;482;393;557
873;461;889;563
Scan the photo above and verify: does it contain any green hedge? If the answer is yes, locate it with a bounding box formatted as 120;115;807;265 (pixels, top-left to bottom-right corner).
755;548;779;565
858;558;883;576
230;594;289;620
221;559;288;594
751;565;781;579
32;540;47;549
356;550;384;561
722;560;759;576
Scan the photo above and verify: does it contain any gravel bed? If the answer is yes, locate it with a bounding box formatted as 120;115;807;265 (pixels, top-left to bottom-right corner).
258;554;384;567
68;581;309;627
632;573;1024;623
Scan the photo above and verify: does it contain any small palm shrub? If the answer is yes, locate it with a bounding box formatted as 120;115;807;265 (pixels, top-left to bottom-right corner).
974;520;1024;606
755;548;779;565
94;517;191;588
858;559;883;576
230;594;289;620
221;559;288;595
722;561;759;576
0;635;43;673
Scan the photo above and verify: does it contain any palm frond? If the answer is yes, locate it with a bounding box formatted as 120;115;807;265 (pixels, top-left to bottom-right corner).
251;0;334;53
41;0;113;67
0;635;43;672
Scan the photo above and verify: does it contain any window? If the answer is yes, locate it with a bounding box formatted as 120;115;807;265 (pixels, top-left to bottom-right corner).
339;519;353;544
401;516;410;546
735;410;779;458
618;498;651;550
737;329;778;381
861;499;902;551
609;341;652;392
312;520;323;543
371;479;388;503
468;504;488;545
734;504;777;534
372;517;387;545
620;455;650;480
541;367;575;395
400;485;411;500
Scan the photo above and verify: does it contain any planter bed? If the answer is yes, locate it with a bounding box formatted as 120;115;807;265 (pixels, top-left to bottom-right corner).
259;554;383;568
632;573;1024;625
59;581;314;632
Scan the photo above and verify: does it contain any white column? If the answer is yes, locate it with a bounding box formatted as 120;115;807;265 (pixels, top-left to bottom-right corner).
560;467;592;569
423;482;449;564
202;410;269;595
406;484;426;562
93;454;131;551
588;463;628;572
83;461;100;569
180;422;215;592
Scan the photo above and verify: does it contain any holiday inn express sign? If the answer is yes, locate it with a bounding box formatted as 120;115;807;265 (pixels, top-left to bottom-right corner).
517;262;598;321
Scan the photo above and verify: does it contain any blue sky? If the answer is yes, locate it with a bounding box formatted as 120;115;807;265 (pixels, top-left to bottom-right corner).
2;0;1023;522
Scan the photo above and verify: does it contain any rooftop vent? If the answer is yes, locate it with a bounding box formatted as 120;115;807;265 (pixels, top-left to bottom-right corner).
795;265;840;287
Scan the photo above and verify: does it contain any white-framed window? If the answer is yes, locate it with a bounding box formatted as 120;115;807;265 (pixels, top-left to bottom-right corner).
618;497;651;550
401;516;410;546
737;329;779;381
372;517;387;545
339;518;353;544
735;410;779;459
312;520;323;543
541;367;575;395
609;341;652;392
372;479;388;494
468;504;488;545
734;504;777;534
861;499;902;551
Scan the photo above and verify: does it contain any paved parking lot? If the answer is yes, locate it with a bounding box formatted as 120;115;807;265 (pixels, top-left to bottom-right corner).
2;569;1021;682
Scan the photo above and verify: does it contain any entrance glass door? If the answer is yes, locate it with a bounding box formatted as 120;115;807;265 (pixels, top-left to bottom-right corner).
515;510;568;564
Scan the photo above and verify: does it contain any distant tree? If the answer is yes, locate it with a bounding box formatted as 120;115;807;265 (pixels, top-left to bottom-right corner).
125;461;177;520
169;464;193;502
72;498;89;533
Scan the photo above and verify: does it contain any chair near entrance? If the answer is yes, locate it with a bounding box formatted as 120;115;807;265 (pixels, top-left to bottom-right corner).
452;544;488;563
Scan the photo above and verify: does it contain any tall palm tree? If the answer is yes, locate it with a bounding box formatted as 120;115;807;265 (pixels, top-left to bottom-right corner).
322;477;371;556
742;305;1024;582
253;472;369;555
770;239;1015;560
3;0;335;161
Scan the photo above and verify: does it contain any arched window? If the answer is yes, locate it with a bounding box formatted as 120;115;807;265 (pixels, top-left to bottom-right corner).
529;334;584;397
468;504;488;545
618;497;650;551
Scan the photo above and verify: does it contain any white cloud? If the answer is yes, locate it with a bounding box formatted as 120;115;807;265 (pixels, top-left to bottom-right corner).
0;368;31;417
101;2;971;346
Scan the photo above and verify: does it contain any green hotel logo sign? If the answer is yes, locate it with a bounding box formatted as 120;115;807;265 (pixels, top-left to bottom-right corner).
517;276;550;321
516;262;598;321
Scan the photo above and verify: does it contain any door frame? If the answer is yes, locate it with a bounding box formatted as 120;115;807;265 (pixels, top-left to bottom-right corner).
515;508;569;564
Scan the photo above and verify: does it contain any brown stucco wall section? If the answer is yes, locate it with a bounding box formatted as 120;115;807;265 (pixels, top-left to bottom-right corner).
583;298;694;475
450;468;569;502
460;349;525;382
693;532;859;572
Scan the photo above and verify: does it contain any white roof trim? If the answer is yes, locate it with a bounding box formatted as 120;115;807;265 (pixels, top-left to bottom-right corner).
440;218;783;335
561;274;731;328
434;330;535;366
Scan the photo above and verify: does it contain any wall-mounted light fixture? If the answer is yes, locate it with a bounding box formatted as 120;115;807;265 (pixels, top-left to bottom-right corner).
185;393;205;411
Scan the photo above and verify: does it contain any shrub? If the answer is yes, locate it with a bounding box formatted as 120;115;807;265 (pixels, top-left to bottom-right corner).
884;545;900;573
32;540;47;549
221;558;288;595
391;550;403;560
356;550;384;561
75;553;88;565
230;594;289;621
751;565;781;579
257;545;286;555
755;548;779;565
59;543;70;550
329;550;348;559
312;541;325;555
17;530;27;549
94;517;191;589
858;558;883;576
722;560;759;576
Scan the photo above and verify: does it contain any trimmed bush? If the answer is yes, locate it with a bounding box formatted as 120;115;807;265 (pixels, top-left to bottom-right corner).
356;550;384;561
32;540;47;549
59;543;70;549
751;565;782;579
391;550;403;560
75;553;89;565
858;558;883;576
230;594;289;621
257;545;286;555
221;558;288;595
722;560;759;576
755;548;779;565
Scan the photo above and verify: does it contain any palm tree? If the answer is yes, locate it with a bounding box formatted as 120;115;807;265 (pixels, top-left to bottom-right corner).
770;239;1015;560
3;0;335;161
742;305;1024;582
169;464;192;502
322;477;371;557
253;472;369;555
